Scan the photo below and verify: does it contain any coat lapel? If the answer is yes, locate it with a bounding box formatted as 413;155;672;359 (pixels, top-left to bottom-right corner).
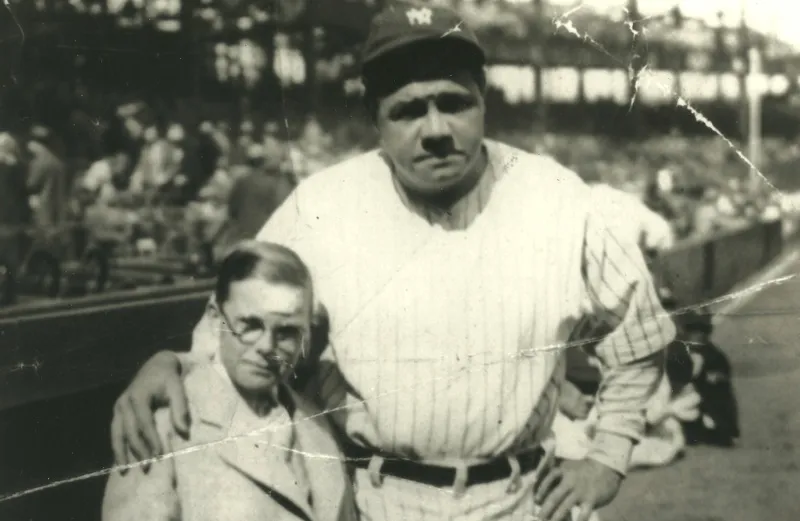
290;390;352;521
189;365;316;521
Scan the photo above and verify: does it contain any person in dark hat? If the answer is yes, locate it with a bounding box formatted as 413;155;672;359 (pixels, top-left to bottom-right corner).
111;3;674;521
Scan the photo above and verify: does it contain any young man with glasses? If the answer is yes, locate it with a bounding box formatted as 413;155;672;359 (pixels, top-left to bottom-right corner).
103;240;356;521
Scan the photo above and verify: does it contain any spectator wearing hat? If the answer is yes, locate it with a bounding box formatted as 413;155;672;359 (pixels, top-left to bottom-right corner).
112;3;674;521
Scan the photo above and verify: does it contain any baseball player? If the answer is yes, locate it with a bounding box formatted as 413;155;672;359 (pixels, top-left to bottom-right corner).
110;3;674;521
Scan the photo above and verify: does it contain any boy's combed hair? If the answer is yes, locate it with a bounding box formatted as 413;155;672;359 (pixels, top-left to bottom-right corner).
215;240;313;305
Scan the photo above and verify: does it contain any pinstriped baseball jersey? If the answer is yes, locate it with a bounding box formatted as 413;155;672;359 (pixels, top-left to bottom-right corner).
188;140;673;469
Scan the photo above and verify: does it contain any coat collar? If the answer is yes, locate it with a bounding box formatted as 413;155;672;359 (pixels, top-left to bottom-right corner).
185;364;347;521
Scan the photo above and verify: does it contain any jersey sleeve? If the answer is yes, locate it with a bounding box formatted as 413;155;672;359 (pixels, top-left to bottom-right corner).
581;198;676;367
579;199;676;474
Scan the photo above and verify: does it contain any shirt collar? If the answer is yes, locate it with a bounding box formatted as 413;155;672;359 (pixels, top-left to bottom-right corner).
384;142;502;230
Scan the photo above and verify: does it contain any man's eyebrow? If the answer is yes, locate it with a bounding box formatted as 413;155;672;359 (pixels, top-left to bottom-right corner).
271;312;303;319
234;314;263;323
395;90;473;103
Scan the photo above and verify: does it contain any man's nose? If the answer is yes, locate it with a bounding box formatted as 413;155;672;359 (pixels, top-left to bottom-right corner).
253;333;275;355
420;106;449;139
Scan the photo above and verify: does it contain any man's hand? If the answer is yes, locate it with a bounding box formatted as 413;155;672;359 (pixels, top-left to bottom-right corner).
534;458;623;521
110;351;189;473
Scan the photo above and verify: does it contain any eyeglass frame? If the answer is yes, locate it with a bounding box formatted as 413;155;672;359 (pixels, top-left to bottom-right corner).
216;304;310;358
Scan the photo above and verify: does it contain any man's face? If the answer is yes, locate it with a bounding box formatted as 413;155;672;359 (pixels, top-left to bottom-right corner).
216;279;310;395
375;70;485;196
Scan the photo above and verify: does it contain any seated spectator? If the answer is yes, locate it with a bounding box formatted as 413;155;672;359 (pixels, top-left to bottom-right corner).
554;368;698;473
102;241;356;521
667;310;740;447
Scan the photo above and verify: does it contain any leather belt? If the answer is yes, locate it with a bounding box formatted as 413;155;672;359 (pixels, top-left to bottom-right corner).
345;444;545;488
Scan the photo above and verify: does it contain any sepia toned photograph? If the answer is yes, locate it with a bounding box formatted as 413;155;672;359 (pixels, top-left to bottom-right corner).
1;0;798;520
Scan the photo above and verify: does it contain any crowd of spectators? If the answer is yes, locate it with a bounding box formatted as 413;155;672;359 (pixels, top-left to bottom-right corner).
498;130;792;241
1;94;796;277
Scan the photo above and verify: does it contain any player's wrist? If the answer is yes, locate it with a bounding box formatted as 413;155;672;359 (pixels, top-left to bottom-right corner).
585;430;634;477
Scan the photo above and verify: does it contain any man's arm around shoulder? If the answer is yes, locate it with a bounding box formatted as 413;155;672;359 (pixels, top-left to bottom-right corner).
103;409;179;521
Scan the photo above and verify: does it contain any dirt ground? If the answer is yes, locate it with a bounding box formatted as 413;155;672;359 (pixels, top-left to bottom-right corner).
603;254;800;521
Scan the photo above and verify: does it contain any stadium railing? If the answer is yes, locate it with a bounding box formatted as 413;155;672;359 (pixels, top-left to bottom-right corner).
652;219;784;309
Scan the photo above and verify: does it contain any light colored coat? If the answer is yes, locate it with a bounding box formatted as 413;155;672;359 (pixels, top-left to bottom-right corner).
102;364;357;521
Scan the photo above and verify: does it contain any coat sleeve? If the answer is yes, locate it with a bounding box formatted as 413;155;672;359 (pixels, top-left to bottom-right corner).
102;411;180;521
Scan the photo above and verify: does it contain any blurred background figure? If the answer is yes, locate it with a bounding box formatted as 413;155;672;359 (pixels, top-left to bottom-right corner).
667;310;740;448
230;119;255;168
27;125;68;228
225;142;295;245
80;149;133;206
0;132;32;272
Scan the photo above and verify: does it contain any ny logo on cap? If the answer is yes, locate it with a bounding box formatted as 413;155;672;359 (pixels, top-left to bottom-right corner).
406;7;432;26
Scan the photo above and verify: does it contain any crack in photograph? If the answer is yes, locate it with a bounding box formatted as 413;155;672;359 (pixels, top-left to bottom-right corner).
1;1;799;520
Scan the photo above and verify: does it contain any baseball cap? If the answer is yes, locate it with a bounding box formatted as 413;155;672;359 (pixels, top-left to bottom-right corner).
361;1;485;75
